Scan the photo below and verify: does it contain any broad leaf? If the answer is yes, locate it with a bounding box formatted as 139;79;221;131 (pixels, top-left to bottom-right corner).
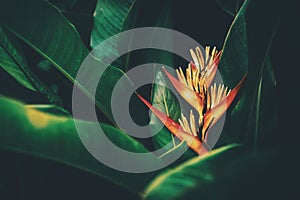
0;97;162;193
144;144;299;200
219;0;280;150
91;0;137;61
143;144;240;200
0;0;132;122
0;26;60;104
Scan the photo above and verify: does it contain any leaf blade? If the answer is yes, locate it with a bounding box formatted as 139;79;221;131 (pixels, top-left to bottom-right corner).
219;0;280;149
0;0;132;122
0;97;161;193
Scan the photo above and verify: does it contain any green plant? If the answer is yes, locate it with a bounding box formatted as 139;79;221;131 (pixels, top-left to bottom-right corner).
0;0;296;199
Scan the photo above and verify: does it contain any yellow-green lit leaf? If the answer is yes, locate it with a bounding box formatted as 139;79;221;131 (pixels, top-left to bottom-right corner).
144;144;240;200
0;97;161;193
144;144;299;200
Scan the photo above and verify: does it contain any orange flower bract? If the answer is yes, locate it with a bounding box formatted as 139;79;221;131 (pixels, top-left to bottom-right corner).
137;46;246;155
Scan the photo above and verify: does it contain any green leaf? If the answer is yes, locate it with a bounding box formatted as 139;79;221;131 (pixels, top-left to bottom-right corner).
219;0;281;150
62;11;94;49
150;71;181;149
91;0;137;60
49;0;78;10
143;144;240;200
0;97;162;193
91;0;136;45
147;0;179;153
144;144;299;200
0;26;60;104
252;57;277;150
149;70;198;164
216;0;244;16
0;27;35;91
148;1;199;162
0;0;87;79
25;104;71;117
0;0;132;122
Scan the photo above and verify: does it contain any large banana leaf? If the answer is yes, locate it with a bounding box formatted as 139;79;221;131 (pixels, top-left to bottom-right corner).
218;0;280;150
0;97;162;193
143;144;240;199
144;144;299;200
0;0;131;122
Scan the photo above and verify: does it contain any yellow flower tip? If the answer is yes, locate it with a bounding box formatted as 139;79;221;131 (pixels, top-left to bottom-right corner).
202;73;247;137
162;66;203;113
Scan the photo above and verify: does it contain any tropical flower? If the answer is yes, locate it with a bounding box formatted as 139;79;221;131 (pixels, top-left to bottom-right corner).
137;46;246;155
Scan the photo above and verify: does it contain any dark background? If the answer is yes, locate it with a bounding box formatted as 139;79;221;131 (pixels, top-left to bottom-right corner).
0;0;298;199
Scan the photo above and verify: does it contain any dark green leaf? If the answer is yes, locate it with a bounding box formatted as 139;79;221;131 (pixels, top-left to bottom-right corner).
0;26;61;104
146;1;198;161
252;57;277;150
144;144;299;200
62;11;94;49
0;97;162;193
49;0;78;10
91;0;136;45
0;0;132;122
91;0;137;60
144;144;240;200
0;0;87;79
219;0;281;150
149;70;197;164
150;71;197;164
0;27;35;91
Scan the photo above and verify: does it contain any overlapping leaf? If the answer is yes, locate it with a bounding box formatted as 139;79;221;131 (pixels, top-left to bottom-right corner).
218;0;280;149
144;144;240;200
0;0;132;122
0;97;162;193
0;26;60;104
91;0;137;63
144;144;299;200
